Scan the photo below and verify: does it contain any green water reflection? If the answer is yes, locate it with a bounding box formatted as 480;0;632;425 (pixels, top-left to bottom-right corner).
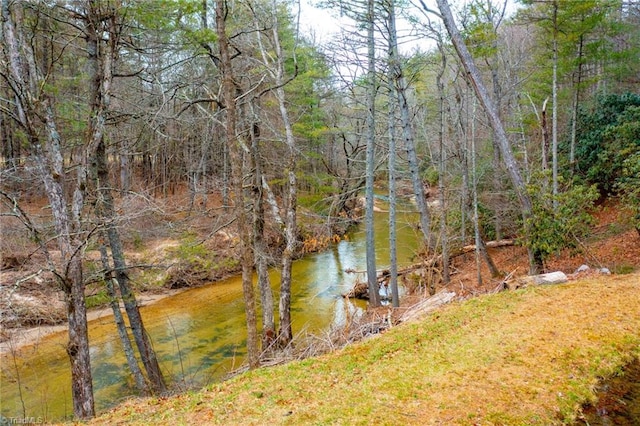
0;209;420;421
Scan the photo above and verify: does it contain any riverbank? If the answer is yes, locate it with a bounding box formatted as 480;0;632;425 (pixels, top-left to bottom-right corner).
0;187;363;348
0;288;187;354
80;272;640;425
2;198;638;356
1;201;426;422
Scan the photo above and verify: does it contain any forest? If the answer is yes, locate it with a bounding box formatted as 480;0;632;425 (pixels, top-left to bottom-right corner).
0;0;639;421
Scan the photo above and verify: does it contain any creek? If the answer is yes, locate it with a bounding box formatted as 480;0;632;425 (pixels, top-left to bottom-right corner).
573;358;640;425
0;208;421;421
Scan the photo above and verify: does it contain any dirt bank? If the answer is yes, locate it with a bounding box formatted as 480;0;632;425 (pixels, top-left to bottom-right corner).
0;288;187;354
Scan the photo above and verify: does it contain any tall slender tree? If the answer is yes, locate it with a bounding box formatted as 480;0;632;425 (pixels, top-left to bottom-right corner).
435;37;450;284
249;0;300;345
271;1;299;346
1;1;95;417
365;0;381;307
432;0;541;273
83;1;166;393
463;0;509;239
215;0;260;368
385;0;400;308
390;14;435;253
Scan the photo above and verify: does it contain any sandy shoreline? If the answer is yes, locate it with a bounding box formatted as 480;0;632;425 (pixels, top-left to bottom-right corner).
0;289;186;355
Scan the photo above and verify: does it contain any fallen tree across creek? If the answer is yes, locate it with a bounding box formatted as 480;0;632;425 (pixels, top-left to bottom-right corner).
343;239;515;299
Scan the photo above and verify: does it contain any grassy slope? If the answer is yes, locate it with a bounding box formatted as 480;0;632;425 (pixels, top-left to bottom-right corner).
83;273;640;426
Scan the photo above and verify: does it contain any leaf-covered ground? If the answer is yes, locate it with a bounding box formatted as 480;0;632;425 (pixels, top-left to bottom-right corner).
80;273;640;426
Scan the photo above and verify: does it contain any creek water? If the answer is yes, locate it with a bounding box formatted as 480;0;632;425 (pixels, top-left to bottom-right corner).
574;359;640;425
0;208;421;421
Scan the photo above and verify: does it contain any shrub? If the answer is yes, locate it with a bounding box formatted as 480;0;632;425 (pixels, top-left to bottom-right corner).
574;93;640;194
524;173;599;267
616;152;640;236
164;232;214;288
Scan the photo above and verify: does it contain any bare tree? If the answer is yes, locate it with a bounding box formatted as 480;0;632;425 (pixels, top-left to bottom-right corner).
266;0;299;346
435;37;451;284
388;17;435;252
384;0;400;308
365;0;381;307
1;1;94;417
215;0;260;368
249;116;276;350
550;0;559;209
431;0;541;273
83;1;166;393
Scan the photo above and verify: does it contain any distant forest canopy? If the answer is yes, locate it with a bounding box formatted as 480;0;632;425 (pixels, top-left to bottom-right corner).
1;1;638;215
2;0;638;225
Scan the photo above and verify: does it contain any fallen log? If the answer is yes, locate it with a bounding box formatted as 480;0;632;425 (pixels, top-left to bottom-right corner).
444;239;515;265
348;240;515;279
461;239;514;253
343;240;516;299
399;291;456;322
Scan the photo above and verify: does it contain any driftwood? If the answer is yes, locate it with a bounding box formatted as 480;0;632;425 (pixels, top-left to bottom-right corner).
344;239;515;296
459;239;515;255
343;281;370;299
343;264;427;299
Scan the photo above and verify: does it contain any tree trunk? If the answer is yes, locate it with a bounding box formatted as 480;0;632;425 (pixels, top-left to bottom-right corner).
452;82;470;251
265;0;298;346
65;256;94;419
541;97;550;171
2;1;95;417
489;30;504;242
387;1;400;308
551;0;559;210
216;0;260;368
85;5;166;393
250;122;275;350
392;27;434;250
436;41;450;284
41;120;95;419
365;0;381;308
471;98;483;285
470;97;500;280
434;0;541;274
478;238;500;278
96;141;167;392
570;34;584;170
99;243;148;393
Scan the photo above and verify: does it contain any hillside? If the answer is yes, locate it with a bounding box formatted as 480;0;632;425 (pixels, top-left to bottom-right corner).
80;273;640;425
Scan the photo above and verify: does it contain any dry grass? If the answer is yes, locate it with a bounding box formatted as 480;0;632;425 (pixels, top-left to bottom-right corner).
80;273;640;426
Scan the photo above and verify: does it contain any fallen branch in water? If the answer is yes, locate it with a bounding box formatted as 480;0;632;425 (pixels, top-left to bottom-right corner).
344;240;515;299
347;240;515;277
